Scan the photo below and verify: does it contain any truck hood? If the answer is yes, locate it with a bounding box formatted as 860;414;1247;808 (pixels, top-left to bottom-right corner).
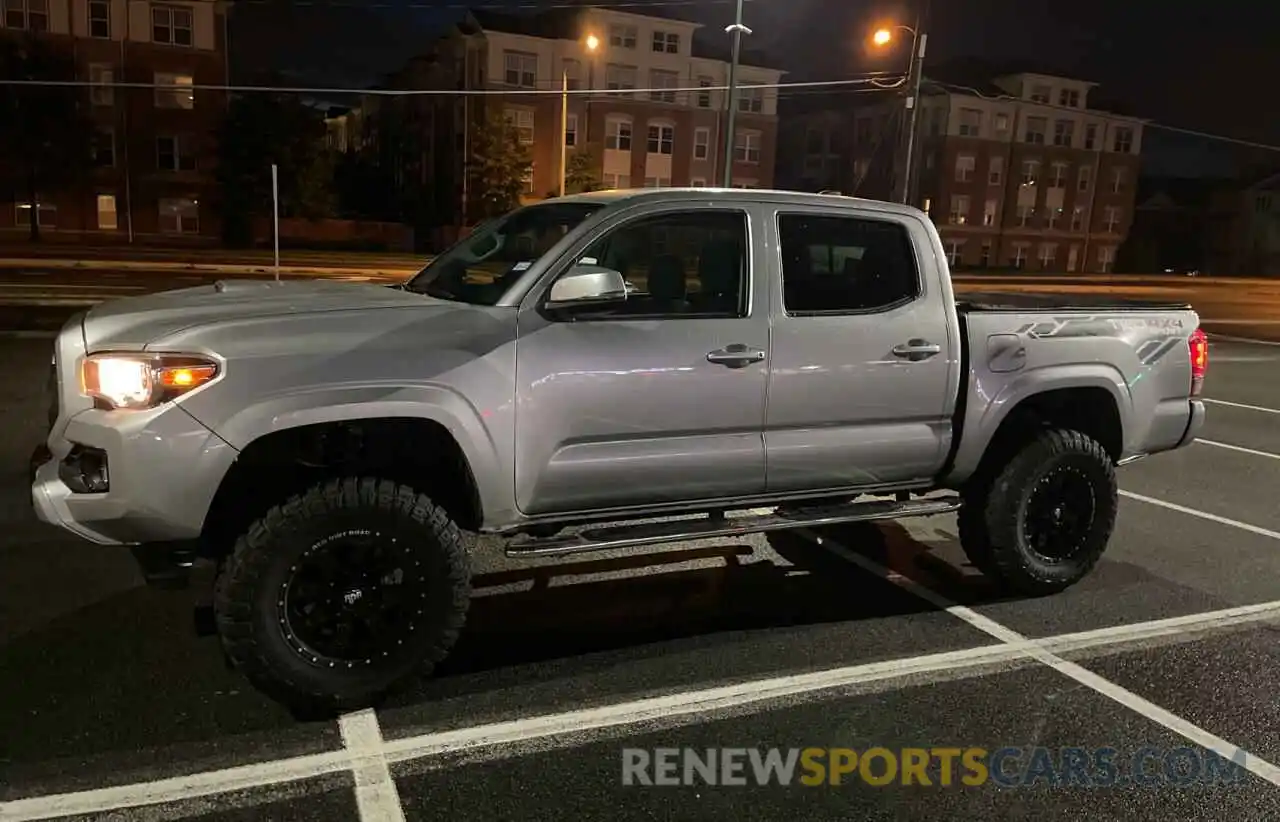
80;278;448;350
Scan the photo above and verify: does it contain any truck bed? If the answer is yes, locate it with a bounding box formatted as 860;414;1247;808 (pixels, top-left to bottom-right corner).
956;291;1193;313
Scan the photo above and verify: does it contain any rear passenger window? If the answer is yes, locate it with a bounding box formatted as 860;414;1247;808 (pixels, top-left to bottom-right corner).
777;213;920;314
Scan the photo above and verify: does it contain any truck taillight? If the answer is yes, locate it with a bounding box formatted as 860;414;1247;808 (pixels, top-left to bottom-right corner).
1188;327;1208;397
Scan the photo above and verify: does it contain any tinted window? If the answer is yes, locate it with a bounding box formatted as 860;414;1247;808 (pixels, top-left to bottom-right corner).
551;209;748;319
777;214;919;313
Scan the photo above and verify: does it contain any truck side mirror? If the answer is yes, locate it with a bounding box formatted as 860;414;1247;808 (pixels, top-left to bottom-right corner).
545;264;629;307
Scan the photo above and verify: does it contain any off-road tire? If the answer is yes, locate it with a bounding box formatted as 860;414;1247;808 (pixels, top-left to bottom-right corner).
213;477;471;714
959;429;1117;596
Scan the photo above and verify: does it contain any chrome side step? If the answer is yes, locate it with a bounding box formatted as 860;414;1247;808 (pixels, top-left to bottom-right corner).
504;495;962;558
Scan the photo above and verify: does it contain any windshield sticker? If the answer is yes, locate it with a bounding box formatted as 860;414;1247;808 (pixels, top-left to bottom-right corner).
512;261;533;271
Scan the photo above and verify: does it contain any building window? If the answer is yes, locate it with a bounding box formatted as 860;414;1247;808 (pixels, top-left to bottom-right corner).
1052;119;1074;147
152;4;193;46
602;172;630;189
1016;205;1034;228
1112;127;1134;153
737;87;763;113
1012;243;1028;269
1020;159;1040;186
5;0;48;31
562;58;581;90
983;199;998;226
949;195;969;225
89;64;114;106
88;0;110;38
1103;206;1121;232
1030;85;1051;104
1257;194;1274;213
646;123;674;155
154;72;194;109
1059;88;1080;108
734;130;760;163
1024;117;1047;145
945;240;963;267
1038;243;1057;270
690;177;706;187
1046;208;1059;230
696;76;713;108
605;63;637;94
1098;245;1115;273
96;194;118;230
609;23;637;49
521;166;534;194
957;108;982;137
1110;167;1126;193
1077;165;1091;192
979;241;993;267
643;176;672;188
564;113;577;148
994;112;1010;133
15;200;56;229
156;135;197;171
1070;206;1085;231
159;198;198;234
988;157;1003;186
1050;162;1068;188
693;127;710;160
503;51;537;88
955;154;975;183
93;129;115;167
649;69;678;103
605;117;632;151
652;31;679;53
1084;123;1098;151
504;108;534;144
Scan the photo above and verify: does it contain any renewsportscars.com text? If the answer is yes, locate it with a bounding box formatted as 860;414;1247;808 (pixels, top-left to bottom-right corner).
620;746;1248;788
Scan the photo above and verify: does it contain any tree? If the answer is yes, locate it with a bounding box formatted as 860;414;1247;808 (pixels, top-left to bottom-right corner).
467;107;532;222
213;91;336;246
544;143;602;198
0;36;94;241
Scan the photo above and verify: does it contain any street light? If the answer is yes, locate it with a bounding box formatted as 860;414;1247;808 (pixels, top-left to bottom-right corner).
721;0;752;188
872;23;927;204
561;34;600;196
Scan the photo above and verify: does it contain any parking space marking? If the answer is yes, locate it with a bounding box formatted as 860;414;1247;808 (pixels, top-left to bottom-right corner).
1120;490;1280;541
340;710;406;822
801;529;1280;787
1203;397;1280;415
1196;439;1280;461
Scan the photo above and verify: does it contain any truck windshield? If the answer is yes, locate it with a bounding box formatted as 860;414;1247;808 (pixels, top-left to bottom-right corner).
403;202;606;305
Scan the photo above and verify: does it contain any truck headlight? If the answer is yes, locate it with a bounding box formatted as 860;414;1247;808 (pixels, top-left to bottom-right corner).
81;353;221;410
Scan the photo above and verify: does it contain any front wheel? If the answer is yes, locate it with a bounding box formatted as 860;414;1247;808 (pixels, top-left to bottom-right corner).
960;429;1118;596
213;477;471;714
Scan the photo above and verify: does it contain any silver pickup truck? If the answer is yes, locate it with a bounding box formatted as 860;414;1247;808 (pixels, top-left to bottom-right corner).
31;189;1208;712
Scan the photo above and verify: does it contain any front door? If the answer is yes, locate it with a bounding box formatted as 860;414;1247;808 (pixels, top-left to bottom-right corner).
764;209;958;493
514;205;769;516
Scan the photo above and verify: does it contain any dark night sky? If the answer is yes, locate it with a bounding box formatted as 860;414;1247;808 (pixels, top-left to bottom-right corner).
232;0;1280;178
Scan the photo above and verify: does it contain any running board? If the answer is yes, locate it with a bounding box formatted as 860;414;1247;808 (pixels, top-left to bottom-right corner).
504;495;962;558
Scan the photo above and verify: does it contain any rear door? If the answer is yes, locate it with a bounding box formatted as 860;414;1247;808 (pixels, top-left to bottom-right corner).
763;207;959;493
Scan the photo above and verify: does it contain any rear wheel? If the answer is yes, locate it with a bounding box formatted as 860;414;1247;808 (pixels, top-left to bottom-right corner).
213;477;471;714
959;429;1117;596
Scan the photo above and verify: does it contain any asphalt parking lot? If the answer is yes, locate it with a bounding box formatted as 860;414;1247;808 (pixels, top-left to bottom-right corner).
1;334;1278;821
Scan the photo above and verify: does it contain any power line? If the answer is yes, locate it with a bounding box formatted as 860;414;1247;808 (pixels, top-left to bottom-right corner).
229;0;742;8
0;74;904;97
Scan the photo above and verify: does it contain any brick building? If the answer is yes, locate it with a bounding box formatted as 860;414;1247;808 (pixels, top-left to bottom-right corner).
364;7;783;244
0;0;229;243
781;68;1146;273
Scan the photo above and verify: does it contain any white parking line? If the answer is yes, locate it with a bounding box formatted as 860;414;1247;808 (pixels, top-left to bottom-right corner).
5;600;1280;820
339;710;406;822
1197;439;1280;461
800;529;1280;788
1203;397;1280;415
1120;490;1280;540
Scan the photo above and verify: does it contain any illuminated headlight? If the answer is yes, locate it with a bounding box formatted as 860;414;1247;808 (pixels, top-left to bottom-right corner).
81;352;221;410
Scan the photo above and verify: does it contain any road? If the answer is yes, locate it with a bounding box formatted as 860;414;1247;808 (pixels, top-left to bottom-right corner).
1;326;1280;816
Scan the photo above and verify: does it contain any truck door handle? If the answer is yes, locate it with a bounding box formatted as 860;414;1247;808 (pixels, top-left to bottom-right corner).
891;339;942;361
707;344;766;368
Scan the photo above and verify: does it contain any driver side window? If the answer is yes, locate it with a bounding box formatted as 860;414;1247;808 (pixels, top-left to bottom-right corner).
549;209;750;320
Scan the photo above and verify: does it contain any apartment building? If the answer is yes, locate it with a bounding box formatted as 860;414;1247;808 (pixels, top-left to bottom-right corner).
783;69;1146;273
0;0;229;242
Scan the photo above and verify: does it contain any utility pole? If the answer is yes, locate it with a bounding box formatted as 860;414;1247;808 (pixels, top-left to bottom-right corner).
559;67;569;197
898;28;927;204
720;0;751;187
